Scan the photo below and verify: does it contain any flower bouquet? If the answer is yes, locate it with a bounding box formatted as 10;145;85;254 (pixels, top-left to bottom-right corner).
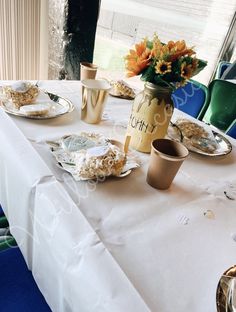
125;34;207;90
125;34;207;153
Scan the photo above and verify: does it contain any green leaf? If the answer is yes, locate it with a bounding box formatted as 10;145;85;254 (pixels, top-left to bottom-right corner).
153;76;175;90
146;40;153;49
141;65;156;83
192;59;207;76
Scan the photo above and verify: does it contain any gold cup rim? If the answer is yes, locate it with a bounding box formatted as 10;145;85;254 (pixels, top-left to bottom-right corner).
81;79;111;91
152;138;189;161
80;62;98;70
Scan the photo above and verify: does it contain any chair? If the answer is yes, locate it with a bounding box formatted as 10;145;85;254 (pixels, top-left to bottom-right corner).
0;216;17;251
215;61;231;79
0;204;4;216
171;79;209;119
203;79;236;131
0;215;9;228
0;247;51;311
226;119;236;139
0;236;16;252
221;60;236;80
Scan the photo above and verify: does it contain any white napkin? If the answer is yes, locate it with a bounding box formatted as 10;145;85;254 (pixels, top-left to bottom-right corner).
10;81;29;92
34;91;55;105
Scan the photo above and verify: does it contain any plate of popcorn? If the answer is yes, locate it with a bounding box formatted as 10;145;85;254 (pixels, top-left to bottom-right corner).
168;118;232;157
0;81;74;119
46;132;140;181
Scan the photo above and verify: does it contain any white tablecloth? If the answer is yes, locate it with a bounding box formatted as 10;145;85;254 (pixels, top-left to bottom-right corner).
0;80;236;312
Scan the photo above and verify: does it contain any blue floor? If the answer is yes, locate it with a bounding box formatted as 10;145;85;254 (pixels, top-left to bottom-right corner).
0;248;51;311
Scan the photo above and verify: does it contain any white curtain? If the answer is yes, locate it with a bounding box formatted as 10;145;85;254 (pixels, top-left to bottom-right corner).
0;0;48;80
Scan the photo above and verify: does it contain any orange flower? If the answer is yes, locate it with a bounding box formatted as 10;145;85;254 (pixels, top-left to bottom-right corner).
166;40;196;62
125;40;151;77
167;41;175;49
175;40;187;51
150;35;162;58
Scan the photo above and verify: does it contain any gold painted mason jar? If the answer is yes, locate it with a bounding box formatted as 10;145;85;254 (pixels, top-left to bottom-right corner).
126;82;174;153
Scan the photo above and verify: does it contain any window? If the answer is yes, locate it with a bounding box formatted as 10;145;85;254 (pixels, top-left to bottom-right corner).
94;0;236;85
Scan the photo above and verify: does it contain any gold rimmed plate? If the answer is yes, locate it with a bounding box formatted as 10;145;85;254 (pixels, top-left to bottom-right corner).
168;122;232;157
0;89;74;119
216;266;236;312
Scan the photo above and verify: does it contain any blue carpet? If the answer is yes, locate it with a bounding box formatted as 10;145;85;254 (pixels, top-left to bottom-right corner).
0;248;51;311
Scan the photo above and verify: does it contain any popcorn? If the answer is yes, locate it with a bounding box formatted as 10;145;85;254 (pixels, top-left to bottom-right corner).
49;133;127;181
71;144;126;180
3;81;39;109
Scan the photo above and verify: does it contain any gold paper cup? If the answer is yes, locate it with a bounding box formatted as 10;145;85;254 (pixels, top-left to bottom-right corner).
80;62;98;80
146;139;189;190
81;79;111;124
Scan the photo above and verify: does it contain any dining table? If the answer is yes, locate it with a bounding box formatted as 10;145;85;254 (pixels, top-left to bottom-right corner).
0;80;236;312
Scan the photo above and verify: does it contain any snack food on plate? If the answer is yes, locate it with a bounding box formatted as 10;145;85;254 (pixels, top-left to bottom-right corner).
50;133;128;180
71;143;126;179
173;119;218;153
175;119;208;138
19;103;50;117
110;80;135;99
3;81;39;109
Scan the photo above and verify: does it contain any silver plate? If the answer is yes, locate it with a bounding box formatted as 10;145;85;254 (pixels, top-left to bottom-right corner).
47;134;139;181
168;123;232;157
54;155;132;180
0;89;74;119
216;266;236;312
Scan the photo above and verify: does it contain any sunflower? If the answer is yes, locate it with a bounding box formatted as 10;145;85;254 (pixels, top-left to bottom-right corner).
180;62;193;79
155;60;172;75
175;80;188;88
191;58;199;71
